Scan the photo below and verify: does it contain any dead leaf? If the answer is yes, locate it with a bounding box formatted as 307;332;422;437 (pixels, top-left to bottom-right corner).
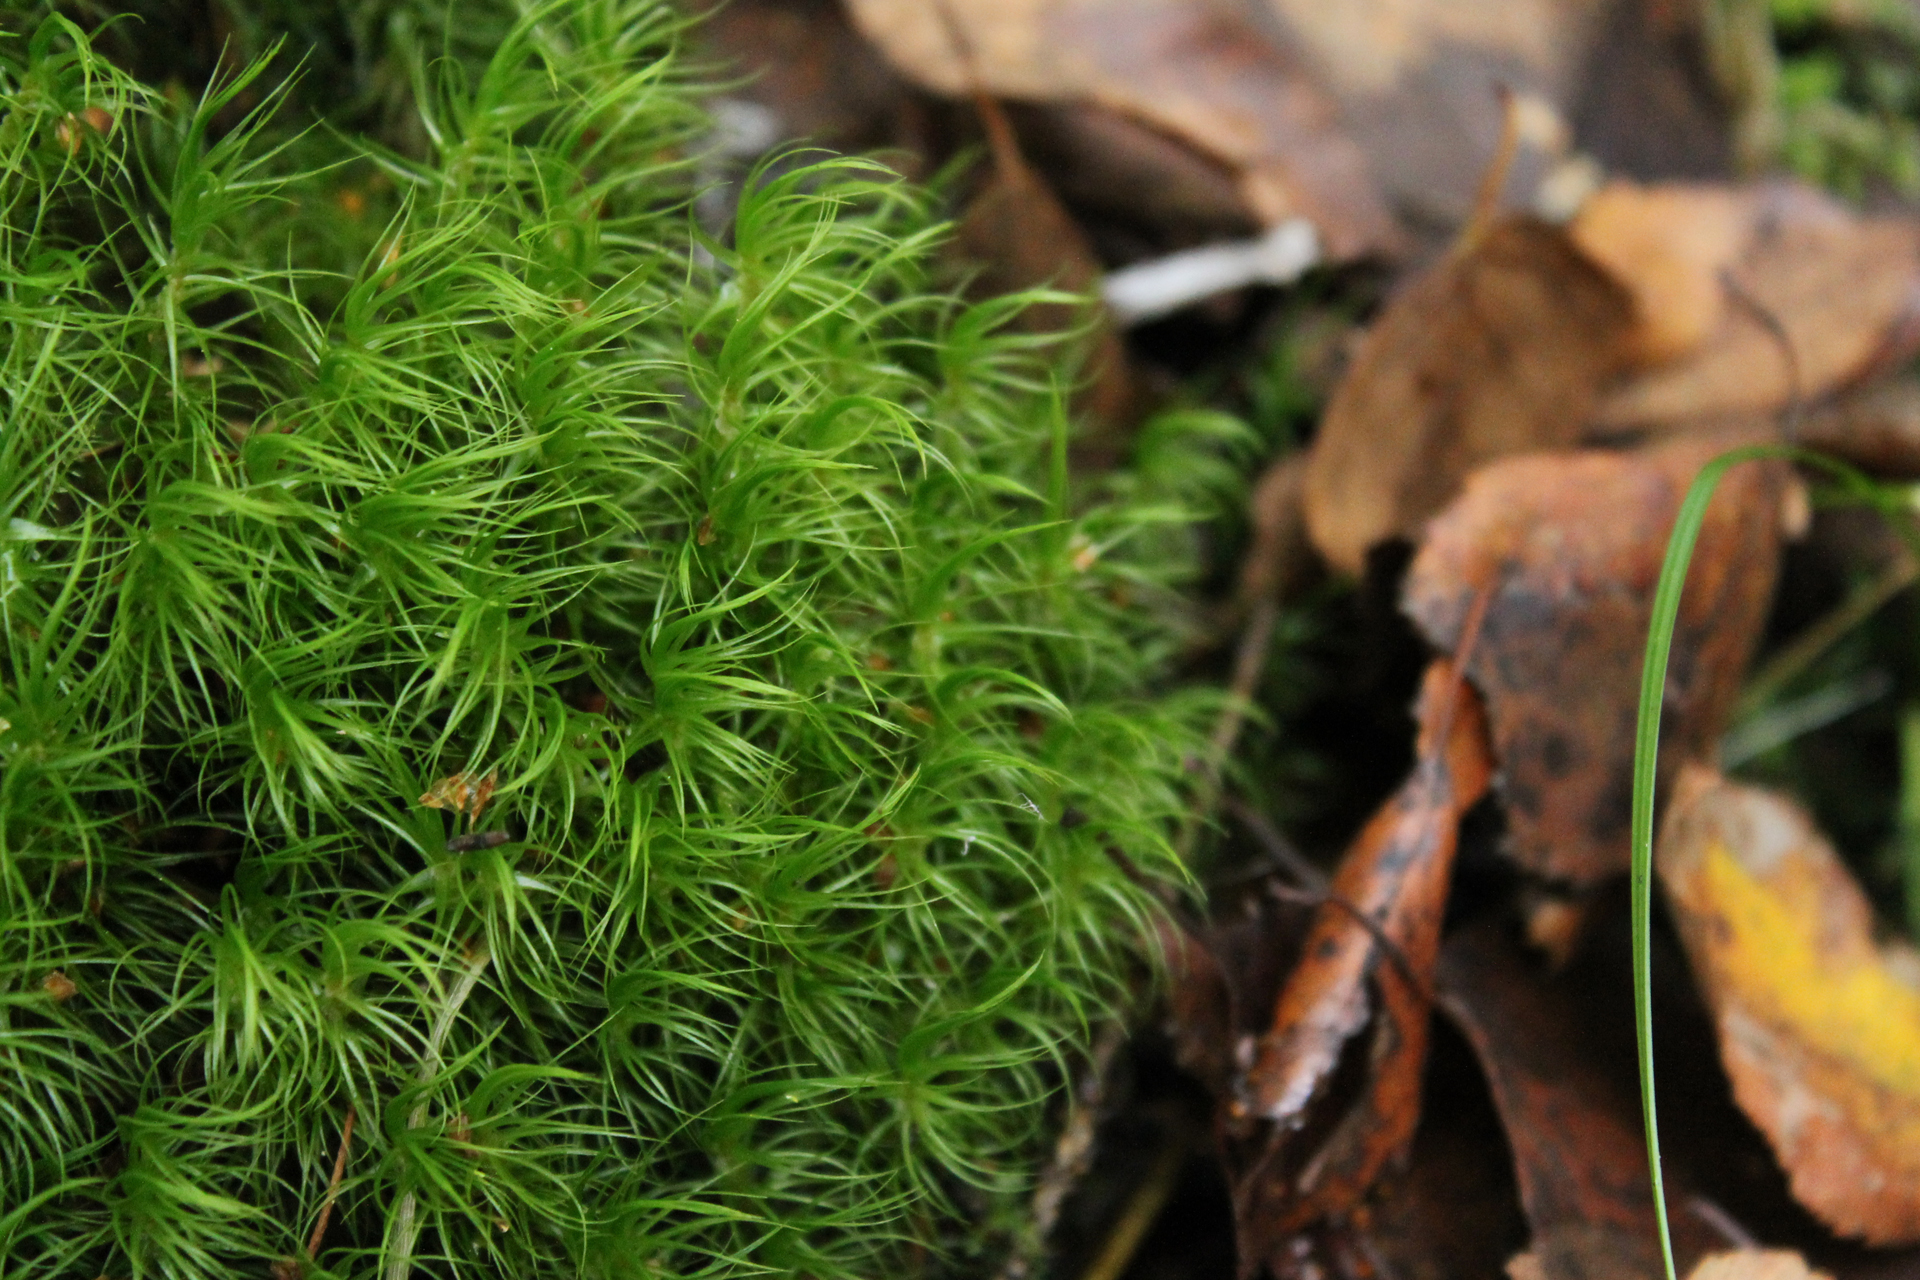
1231;656;1492;1255
699;0;915;153
1657;767;1920;1245
953;100;1139;435
1303;216;1635;576
1235;452;1312;610
839;0;1399;259
419;770;498;825
1687;1252;1832;1280
1587;182;1920;429
1794;377;1920;480
1404;437;1787;885
1568;182;1752;366
1001;99;1258;238
1437;921;1723;1280
1263;0;1612;224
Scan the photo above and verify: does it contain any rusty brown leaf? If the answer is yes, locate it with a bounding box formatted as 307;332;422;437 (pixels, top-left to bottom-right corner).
1302;216;1635;576
1404;437;1787;885
840;0;1399;259
1585;181;1920;430
419;769;498;825
1437;921;1723;1280
1230;656;1492;1257
1657;766;1920;1245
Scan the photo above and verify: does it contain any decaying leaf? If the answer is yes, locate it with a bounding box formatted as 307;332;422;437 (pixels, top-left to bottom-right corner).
1657;767;1920;1245
1567;181;1752;367
1231;656;1492;1254
1437;921;1722;1280
1687;1252;1831;1280
699;0;914;153
1793;377;1920;480
839;0;1399;259
1301;216;1635;575
1261;0;1615;223
419;769;498;824
953;94;1138;434
1404;437;1787;885
1585;181;1920;429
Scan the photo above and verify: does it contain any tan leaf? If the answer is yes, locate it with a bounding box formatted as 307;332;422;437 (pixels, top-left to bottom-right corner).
1263;0;1613;223
1658;767;1920;1245
1302;216;1634;576
1588;182;1920;429
1404;438;1786;885
1686;1252;1832;1280
839;0;1399;258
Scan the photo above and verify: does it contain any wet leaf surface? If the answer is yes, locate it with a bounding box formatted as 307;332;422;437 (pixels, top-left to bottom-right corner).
1226;656;1492;1262
1438;919;1726;1280
1404;438;1787;885
1658;767;1920;1246
1301;216;1635;576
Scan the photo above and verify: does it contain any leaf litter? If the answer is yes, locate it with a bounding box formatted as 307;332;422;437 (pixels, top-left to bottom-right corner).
690;4;1920;1278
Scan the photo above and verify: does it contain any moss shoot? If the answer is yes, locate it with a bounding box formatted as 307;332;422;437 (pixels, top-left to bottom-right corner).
0;2;1221;1276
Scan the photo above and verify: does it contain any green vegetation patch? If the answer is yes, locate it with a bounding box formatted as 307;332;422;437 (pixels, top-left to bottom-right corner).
0;4;1216;1275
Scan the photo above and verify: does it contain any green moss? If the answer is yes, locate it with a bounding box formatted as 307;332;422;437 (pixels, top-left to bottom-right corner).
0;4;1216;1275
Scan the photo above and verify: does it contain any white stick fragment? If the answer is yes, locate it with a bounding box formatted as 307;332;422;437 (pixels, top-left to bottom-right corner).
1101;218;1320;326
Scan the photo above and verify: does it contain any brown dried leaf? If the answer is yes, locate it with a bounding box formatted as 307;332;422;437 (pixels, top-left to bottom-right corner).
1302;216;1635;576
953;104;1138;434
1231;657;1491;1253
419;770;498;824
1657;767;1920;1245
840;0;1399;258
1438;922;1722;1280
1588;182;1920;429
698;0;913;152
1791;377;1920;480
1263;0;1613;224
1404;438;1786;885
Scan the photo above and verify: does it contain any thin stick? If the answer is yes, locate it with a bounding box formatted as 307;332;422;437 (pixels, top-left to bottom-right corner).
1460;87;1521;253
1075;1129;1187;1280
385;947;491;1280
1736;548;1916;719
306;1105;358;1261
1177;596;1280;859
929;0;1025;184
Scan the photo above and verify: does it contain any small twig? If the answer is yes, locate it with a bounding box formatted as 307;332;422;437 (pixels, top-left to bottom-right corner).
1177;596;1281;859
995;1024;1127;1280
1688;1195;1759;1249
1736;548;1917;719
1719;265;1804;437
1222;795;1326;892
1460;86;1521;253
385;946;491;1280
306;1105;357;1262
928;0;1025;184
1075;1126;1188;1280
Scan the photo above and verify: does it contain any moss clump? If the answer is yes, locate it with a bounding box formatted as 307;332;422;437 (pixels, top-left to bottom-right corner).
0;2;1217;1276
